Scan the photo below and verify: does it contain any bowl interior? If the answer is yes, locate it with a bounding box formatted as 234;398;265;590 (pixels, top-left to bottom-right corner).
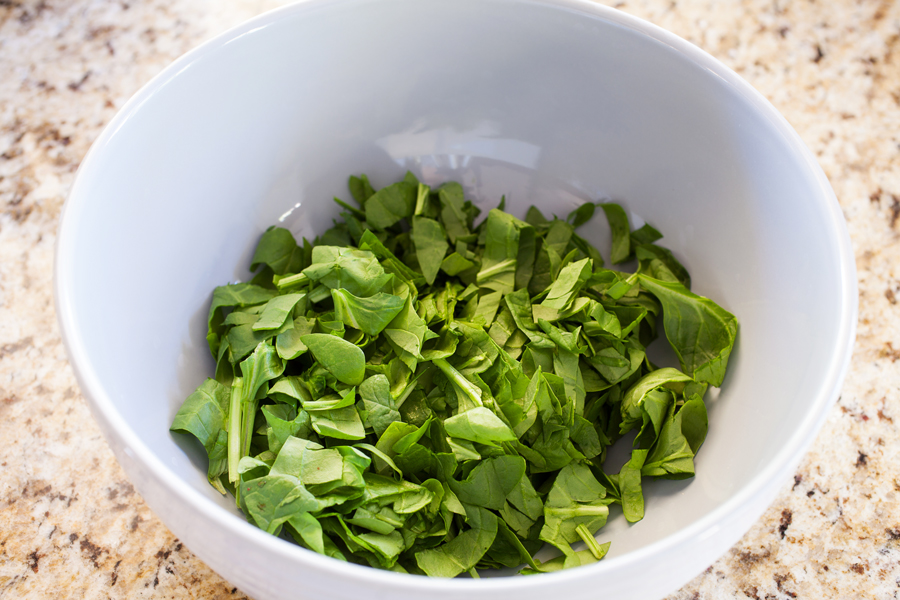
57;0;850;596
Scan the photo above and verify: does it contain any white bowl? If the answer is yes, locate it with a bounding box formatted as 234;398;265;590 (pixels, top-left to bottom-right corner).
54;1;857;598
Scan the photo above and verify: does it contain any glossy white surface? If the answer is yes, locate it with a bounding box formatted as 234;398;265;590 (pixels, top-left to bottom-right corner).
54;0;856;599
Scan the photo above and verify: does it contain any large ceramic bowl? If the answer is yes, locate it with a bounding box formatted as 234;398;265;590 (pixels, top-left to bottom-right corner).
54;0;857;598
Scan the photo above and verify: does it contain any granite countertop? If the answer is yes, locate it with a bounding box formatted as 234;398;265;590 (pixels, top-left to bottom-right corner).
1;0;898;598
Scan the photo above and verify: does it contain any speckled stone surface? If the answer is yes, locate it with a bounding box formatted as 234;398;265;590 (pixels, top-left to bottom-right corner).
0;0;897;598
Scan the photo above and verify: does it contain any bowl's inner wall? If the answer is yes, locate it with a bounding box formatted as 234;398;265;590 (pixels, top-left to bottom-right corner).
66;0;843;563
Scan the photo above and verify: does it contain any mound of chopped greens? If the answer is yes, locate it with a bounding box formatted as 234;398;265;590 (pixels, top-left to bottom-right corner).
171;173;738;576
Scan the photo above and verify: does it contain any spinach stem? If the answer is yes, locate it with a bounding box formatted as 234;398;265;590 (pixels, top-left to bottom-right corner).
475;258;515;283
227;377;244;483
241;393;258;459
574;523;607;560
275;272;308;291
432;358;483;409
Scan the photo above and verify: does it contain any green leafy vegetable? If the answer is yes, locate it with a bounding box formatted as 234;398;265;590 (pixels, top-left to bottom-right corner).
411;216;449;285
365;181;416;230
443;407;516;446
170;378;230;492
173;174;738;578
599;203;631;264
251;226;307;275
636;276;738;386
300;334;366;386
253;294;306;331
332;289;405;337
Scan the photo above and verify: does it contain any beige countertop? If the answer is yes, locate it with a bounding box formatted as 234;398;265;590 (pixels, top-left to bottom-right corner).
1;1;898;598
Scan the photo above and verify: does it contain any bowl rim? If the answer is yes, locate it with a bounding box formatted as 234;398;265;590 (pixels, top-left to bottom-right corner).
54;0;858;591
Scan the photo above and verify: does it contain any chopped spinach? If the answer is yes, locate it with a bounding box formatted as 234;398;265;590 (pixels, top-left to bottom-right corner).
172;173;738;576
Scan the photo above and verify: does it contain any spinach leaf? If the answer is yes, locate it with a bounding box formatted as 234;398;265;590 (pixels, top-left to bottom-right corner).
253;293;305;331
302;246;391;298
242;473;318;534
170;378;229;456
567;202;597;228
540;258;592;313
411;216;449;285
415;505;498;577
301;334;366;386
515;223;537;291
678;394;709;454
226;318;292;363
618;448;648;523
448;455;525;510
309;399;368;439
359;375;401;437
619;368;691;435
441;252;475;276
641;408;696;479
476;209;522;295
635;244;691;288
287;510;326;554
444;407;517;446
474;291;503;327
525;205;549;227
170;378;231;491
506;469;543;521
275;316;316;360
251;226;306;275
332;289;405;337
539;463;611;555
348;174;376;205
263;406;312;454
207;283;277;355
599;203;631;264
438;182;471;244
630;222;662;246
384;296;434;372
521;548;607;574
365;181;416;230
357;230;425;287
637;275;738;386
